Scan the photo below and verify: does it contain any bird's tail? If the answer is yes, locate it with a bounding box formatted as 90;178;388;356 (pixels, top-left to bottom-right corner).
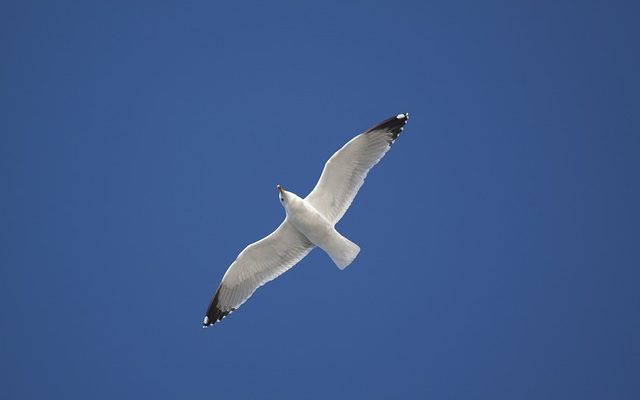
323;230;360;270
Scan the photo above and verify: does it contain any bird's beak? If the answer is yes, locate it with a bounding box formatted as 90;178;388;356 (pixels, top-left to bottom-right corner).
276;184;284;195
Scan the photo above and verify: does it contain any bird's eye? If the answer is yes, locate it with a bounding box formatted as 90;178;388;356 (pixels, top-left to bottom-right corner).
280;197;284;202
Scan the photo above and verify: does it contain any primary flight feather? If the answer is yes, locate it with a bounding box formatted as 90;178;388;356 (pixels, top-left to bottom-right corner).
203;113;410;327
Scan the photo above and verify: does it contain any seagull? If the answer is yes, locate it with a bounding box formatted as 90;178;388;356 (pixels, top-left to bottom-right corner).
203;113;410;327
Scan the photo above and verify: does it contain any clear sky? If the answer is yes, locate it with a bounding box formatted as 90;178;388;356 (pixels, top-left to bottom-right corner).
2;1;639;399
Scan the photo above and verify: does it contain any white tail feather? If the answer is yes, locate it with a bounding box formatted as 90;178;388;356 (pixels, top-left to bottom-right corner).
322;230;360;270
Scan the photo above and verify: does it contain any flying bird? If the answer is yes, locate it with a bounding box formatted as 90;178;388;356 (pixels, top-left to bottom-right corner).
203;113;410;327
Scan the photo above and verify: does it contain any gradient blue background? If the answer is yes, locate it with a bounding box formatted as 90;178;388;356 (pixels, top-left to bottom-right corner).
2;1;639;398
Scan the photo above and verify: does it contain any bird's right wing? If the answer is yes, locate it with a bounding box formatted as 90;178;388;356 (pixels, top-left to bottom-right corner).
203;219;314;327
305;113;408;225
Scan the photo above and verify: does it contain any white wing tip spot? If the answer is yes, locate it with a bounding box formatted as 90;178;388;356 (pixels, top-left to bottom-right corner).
397;113;409;120
203;316;210;325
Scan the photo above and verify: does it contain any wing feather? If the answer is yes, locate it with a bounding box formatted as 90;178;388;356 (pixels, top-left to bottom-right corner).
203;219;314;326
305;113;409;225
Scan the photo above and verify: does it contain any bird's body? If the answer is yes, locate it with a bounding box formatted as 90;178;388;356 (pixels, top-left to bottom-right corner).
281;190;333;245
281;189;360;269
203;112;410;327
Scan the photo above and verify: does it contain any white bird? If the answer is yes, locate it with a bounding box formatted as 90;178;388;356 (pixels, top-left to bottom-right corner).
203;113;410;327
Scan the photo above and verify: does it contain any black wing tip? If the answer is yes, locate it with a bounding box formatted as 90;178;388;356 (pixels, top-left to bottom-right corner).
202;290;233;328
202;310;229;328
366;112;410;139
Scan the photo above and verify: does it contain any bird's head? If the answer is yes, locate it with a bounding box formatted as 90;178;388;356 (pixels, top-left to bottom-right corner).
276;184;286;203
276;184;295;209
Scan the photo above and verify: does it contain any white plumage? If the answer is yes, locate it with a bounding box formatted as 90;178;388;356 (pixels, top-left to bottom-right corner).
203;113;409;327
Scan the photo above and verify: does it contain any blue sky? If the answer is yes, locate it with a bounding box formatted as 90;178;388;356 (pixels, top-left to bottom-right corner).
2;1;639;398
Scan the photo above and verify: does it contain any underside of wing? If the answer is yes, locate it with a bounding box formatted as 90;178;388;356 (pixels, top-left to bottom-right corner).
203;219;314;327
305;113;409;225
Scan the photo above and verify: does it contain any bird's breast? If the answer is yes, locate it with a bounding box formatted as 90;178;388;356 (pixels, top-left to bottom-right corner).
287;200;333;246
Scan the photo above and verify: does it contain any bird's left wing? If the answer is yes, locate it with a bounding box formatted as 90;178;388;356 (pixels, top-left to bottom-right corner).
305;113;409;225
203;219;314;327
